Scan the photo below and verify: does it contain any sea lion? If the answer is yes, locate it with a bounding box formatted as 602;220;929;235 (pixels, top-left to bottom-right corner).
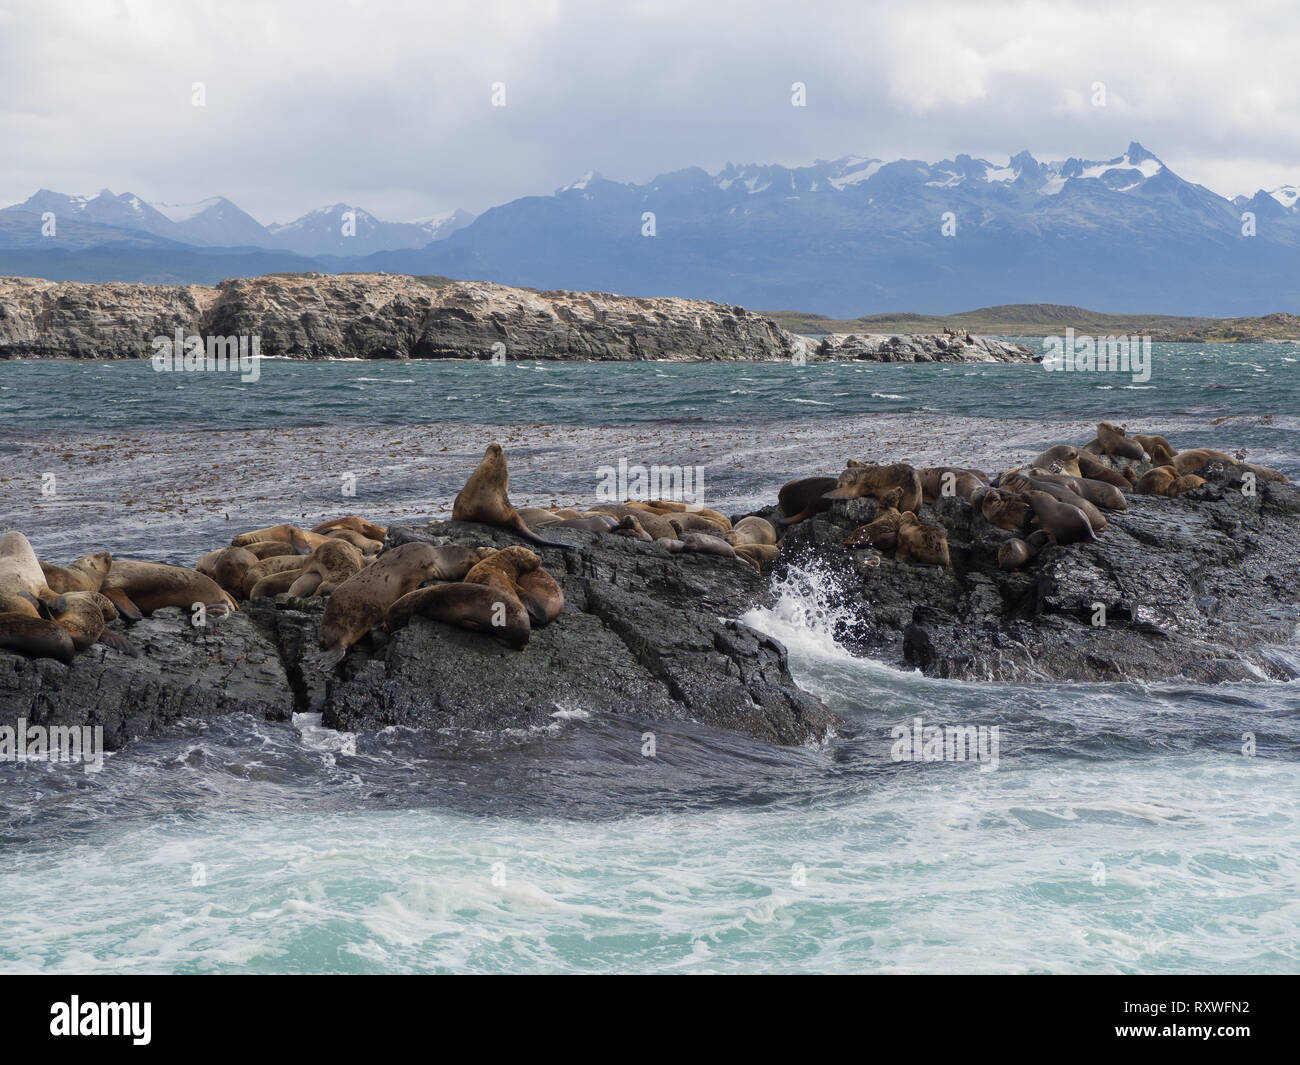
197;546;260;598
231;524;322;555
465;546;540;604
1172;473;1207;494
843;494;906;550
552;514;619;533
919;467;985;503
1031;445;1084;478
1025;490;1098;545
249;569;304;598
40;551;113;594
1135;465;1178;496
998;472;1107;533
101;560;238;617
324;528;383;554
894;514;951;566
517;507;565;528
240;554;311;598
1095;422;1148;462
724;516;778;548
311;516;388;542
311;543;494;668
1074;451;1132;490
0;531;62;618
385;583;531;649
678;532;739;558
633;501;733;531
824;463;923;514
970;486;1031;532
998;529;1053;570
776;476;838;525
243;540;297;560
0;613;76;663
515;566;565;627
733;543;779;571
610;515;653;541
287;538;365;598
666;512;730;537
49;590;108;652
452;443;571;549
1130;434;1176;466
588;504;678;540
1023;468;1127;511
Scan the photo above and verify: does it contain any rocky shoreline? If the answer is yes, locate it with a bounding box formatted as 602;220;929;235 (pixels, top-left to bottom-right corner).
0;273;1034;363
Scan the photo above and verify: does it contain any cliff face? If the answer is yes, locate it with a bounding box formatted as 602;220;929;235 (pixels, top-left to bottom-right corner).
0;273;810;362
0;272;1034;362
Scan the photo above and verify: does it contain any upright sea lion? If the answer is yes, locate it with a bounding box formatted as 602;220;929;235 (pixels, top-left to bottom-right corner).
724;516;778;548
0;531;62;617
452;443;570;548
101;560;238;617
311;543;494;669
894;514;951;566
1095;422;1148;462
824;463;923;514
40;551;113;594
384;583;532;649
311;516;388;542
287;538;365;598
776;476;838;526
1025;491;1098;545
0;613;75;663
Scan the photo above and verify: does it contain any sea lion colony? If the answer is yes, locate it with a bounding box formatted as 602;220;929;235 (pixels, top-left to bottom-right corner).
1;427;1289;668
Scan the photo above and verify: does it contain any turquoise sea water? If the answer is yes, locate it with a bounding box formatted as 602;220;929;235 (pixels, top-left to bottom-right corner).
1;344;1298;973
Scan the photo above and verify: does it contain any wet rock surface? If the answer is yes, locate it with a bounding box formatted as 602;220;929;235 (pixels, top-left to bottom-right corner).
776;468;1300;683
0;521;836;750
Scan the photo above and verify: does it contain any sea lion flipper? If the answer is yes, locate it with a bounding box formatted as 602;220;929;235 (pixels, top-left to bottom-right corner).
307;644;347;672
96;630;139;657
511;517;573;550
100;587;144;621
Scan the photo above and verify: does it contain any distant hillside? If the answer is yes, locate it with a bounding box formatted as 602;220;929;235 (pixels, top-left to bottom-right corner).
765;304;1300;342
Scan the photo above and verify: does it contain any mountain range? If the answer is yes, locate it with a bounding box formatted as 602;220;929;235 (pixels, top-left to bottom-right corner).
3;143;1298;316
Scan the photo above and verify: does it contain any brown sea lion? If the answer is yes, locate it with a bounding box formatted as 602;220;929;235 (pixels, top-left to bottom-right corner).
197;546;260;598
610;515;653;541
1031;445;1084;478
249;569;305;598
1023;468;1127;511
678;532;739;558
724;516;778;548
517;507;565;528
465;546;540;608
776;476;838;525
1074;451;1132;490
49;590;108;652
324;528;384;554
288;538;365;598
311;543;494;669
1135;465;1178;496
101;560;238;617
997;529;1053;570
385;583;531;648
243;540;297;560
231;524;322;555
0;612;76;663
588;504;679;540
999;472;1107;533
842;493;906;550
734;543;779;571
240;554;311;598
970;486;1031;532
1095;422;1148;462
824;463;923;514
515;566;565;627
40;551;113;594
919;467;985;502
894;514;951;566
666;512;730;537
1130;434;1176;466
1025;491;1098;545
552;514;619;533
311;516;388;542
452;443;571;548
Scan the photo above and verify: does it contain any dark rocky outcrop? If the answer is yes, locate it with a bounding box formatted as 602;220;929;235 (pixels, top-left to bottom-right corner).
775;467;1300;683
0;521;836;750
817;332;1034;362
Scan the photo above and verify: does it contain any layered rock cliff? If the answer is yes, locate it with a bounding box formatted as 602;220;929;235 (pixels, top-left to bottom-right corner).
0;272;1033;362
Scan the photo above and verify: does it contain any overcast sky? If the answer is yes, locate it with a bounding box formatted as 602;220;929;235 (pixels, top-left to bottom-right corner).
2;0;1297;223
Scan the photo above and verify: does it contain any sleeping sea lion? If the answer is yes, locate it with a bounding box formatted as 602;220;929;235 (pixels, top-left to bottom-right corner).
231;524;322;555
724;516;778;548
894;514;951;566
287;538;365;598
1025;491;1098;545
776;477;838;525
824;463;923;514
40;551;113;594
384;583;532;649
101;560;238;617
311;516;388;542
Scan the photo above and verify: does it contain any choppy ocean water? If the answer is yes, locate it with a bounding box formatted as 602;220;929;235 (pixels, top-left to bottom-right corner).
1;344;1298;973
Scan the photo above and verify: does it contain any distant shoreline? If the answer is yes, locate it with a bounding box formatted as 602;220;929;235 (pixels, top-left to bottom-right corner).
768;304;1300;344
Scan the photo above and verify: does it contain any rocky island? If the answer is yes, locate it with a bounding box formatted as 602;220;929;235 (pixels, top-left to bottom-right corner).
0;272;1034;363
